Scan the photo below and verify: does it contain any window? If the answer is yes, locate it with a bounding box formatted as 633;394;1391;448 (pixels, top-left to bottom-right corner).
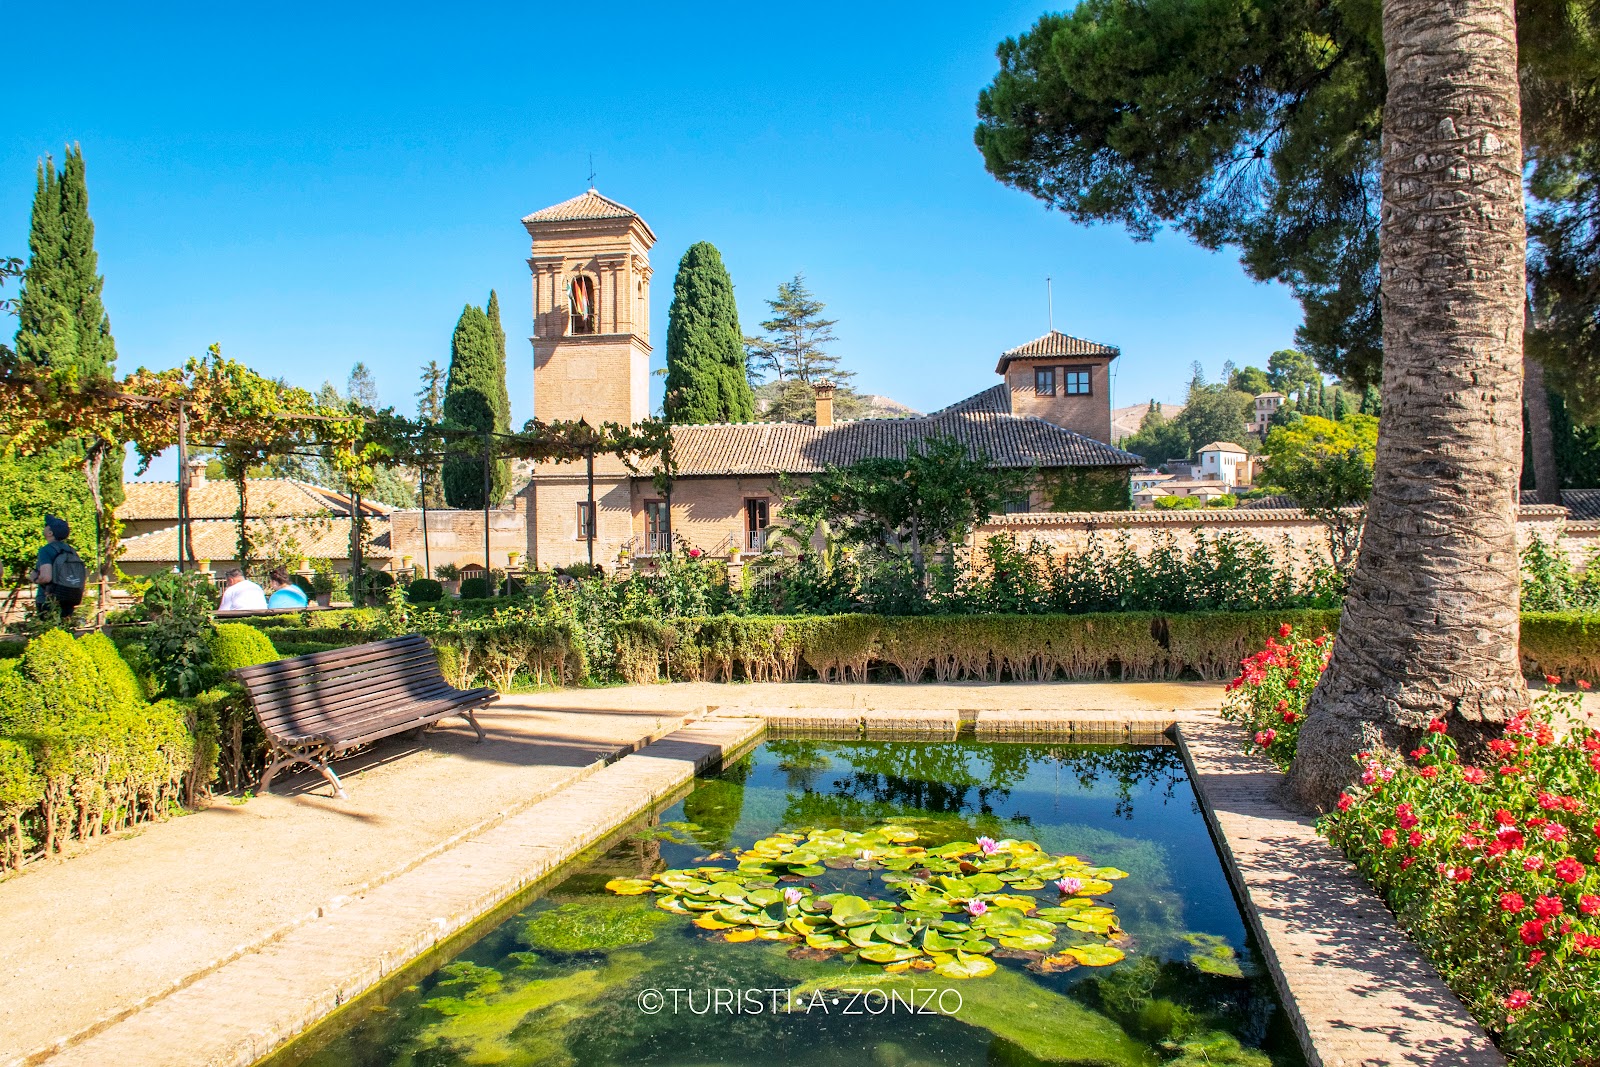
745;498;770;552
1034;367;1055;396
1064;367;1091;395
569;275;596;335
576;501;593;540
644;500;670;552
1002;494;1031;514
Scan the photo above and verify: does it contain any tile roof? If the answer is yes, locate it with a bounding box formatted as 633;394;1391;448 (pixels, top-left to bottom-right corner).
1196;441;1250;455
1520;488;1600;522
521;188;650;229
664;391;1142;477
120;479;388;521
118;518;391;564
995;330;1119;373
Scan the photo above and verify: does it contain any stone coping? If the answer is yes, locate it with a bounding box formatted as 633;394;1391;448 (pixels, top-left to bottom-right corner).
28;706;1505;1067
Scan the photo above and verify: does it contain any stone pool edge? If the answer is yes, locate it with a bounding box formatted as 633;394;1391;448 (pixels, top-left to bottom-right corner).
29;717;765;1067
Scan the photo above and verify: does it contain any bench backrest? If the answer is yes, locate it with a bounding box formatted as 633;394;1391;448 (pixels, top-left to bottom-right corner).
231;635;452;740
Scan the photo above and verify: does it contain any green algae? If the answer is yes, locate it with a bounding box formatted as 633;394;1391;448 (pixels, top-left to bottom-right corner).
1179;933;1246;979
520;897;672;953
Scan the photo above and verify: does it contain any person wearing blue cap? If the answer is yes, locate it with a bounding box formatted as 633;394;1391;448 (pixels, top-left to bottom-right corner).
29;515;87;615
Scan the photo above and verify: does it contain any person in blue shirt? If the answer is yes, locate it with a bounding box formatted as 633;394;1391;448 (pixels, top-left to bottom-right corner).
266;568;310;609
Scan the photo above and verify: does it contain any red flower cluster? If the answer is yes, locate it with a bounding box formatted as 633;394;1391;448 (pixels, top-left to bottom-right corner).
1221;622;1333;770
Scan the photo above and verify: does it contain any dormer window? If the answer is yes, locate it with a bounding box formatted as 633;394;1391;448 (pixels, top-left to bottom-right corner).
1034;367;1056;396
569;275;597;335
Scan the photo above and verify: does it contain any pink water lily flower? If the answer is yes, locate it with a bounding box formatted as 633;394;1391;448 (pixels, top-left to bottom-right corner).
1055;877;1083;895
977;836;998;855
859;849;875;863
783;888;803;906
966;899;988;917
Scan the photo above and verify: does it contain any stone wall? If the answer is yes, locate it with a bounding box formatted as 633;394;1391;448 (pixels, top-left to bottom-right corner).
388;507;528;575
972;505;1599;570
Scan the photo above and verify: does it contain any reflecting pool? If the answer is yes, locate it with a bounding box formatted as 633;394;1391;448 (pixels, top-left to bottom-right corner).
272;741;1304;1067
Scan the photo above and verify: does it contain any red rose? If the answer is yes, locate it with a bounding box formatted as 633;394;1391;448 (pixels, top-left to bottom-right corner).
1407;830;1423;848
1545;675;1562;685
1337;793;1353;813
1427;719;1448;734
1534;895;1564;920
1254;729;1277;747
1537;791;1561;810
1520;920;1546;945
1576;933;1600;953
1381;829;1398;848
1401;856;1416;869
1524;854;1545;872
1451;866;1472;883
1274;699;1288;714
1496;809;1517;826
1500;891;1525;913
1463;767;1487;785
1419;766;1438;779
1506;989;1532;1010
1579;895;1600;916
1580;679;1592;690
1282;710;1297;723
1279;623;1292;637
1286;677;1299;689
1552;856;1586;884
1525;950;1545;969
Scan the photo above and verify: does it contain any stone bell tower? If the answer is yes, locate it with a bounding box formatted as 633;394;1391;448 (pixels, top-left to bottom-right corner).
522;188;655;425
519;189;655;569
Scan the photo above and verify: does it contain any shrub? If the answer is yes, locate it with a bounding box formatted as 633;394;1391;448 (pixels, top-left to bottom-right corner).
1321;692;1600;1065
407;578;444;604
459;577;491;600
207;623;279;676
1520;612;1600;684
1219;622;1336;769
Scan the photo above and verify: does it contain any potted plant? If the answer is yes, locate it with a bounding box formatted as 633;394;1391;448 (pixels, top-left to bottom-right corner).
309;563;337;607
507;550;521;570
435;561;461;596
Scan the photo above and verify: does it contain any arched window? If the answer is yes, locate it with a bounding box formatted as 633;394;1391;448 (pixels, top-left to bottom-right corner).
569;275;597;335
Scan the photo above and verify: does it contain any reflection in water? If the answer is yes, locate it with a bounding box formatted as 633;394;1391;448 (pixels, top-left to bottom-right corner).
274;742;1304;1067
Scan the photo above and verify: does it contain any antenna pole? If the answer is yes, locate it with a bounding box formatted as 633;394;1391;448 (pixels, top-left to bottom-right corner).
588;153;596;188
1047;277;1054;332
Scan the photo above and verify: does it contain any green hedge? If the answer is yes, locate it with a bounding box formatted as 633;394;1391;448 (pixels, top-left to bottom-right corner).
0;631;205;870
261;628;380;652
1519;612;1600;681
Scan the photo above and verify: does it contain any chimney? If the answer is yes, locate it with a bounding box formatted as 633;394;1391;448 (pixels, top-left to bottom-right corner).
813;381;835;427
185;457;208;489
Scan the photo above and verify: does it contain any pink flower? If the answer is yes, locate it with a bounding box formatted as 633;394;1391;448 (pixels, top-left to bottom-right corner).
1056;877;1083;895
965;900;987;917
1462;767;1487;785
1537;791;1562;810
1337;794;1354;812
1542;823;1567;843
1524;854;1546;872
1506;989;1533;1011
783;887;803;906
976;836;998;855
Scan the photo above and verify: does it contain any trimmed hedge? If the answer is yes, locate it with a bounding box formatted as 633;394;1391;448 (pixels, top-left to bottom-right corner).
407;578;444;604
1519;611;1600;682
604;609;1346;686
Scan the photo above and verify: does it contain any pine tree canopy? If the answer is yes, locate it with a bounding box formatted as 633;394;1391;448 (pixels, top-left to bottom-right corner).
748;273;850;387
974;0;1600;402
664;242;755;424
442;302;510;508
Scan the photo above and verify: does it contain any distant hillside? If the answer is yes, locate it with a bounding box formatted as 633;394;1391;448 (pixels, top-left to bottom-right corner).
752;381;922;421
1112;401;1183;443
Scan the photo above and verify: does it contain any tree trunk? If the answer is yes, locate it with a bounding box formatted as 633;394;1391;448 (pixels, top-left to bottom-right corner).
1284;0;1528;811
1523;350;1561;504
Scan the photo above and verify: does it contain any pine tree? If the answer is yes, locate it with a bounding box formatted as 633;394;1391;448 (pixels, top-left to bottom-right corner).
417;361;446;421
664;242;756;424
751;274;850;385
347;362;378;408
442;303;509;508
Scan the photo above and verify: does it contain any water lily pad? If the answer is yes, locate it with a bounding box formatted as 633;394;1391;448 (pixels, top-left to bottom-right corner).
935;952;997;979
805;933;851;950
998;932;1057;951
1086;866;1130;880
746;888;784;907
693;915;739;931
791;865;826;877
874;922;914;945
1066;918;1114;934
845;924;881;949
1029;951;1081;974
922;929;966;953
829;896;883;927
1034;905;1088;922
603;878;655;895
859;943;921;963
1064;944;1126;966
723;929;758;943
930;841;976;857
1010;879;1046;891
654;896;690;914
989;894;1038;913
756;929;796;941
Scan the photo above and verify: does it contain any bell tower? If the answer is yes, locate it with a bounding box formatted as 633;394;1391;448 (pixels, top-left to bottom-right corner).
522;189;655;426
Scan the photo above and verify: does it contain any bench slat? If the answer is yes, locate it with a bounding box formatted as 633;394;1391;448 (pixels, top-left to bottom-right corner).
258;682;468;734
246;659;450;713
285;691;496;748
232;636;433;682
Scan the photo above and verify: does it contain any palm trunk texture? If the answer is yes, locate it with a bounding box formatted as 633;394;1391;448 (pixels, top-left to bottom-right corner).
1285;0;1529;811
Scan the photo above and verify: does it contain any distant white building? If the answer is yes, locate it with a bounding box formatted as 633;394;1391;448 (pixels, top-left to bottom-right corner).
1130;469;1174;495
1196;441;1251;488
1251;392;1286;435
1132;479;1234;508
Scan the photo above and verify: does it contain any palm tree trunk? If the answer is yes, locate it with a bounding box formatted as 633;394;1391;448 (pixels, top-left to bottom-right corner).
1523;350;1561;504
1285;0;1528;811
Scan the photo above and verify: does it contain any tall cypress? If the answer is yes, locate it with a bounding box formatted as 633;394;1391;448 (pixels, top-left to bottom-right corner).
14;158;73;365
664;242;755;424
484;289;512;435
442;303;510;508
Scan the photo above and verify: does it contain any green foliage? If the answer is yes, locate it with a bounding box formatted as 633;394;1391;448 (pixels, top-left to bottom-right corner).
1520;611;1600;683
458;576;490;600
1120;402;1191;467
206;623;279;675
664;242;755;424
139;572;219;697
0;630;200;869
1040;467;1132;512
1262;414;1378;571
1228;365;1270;395
0;453;98;583
1123;369;1252;468
406;578;444;604
1266;349;1321;396
1521;538;1600;613
442;301;510;508
782;435;1029;583
521;898;671;952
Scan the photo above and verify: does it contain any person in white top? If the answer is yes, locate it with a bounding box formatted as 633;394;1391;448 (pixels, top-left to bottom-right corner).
217;568;268;611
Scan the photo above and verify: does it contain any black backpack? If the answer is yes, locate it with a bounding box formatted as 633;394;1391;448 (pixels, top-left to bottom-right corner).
48;544;87;605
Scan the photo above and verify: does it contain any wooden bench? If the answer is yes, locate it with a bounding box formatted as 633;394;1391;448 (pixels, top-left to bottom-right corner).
231;635;495;798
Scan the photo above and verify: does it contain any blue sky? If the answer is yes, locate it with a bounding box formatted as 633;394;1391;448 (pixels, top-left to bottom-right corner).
1;2;1303;479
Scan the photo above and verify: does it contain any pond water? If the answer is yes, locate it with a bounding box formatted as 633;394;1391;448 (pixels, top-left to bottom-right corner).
272;741;1304;1067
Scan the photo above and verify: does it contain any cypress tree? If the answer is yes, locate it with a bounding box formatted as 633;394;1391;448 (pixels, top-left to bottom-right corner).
664;242;755;424
57;147;117;380
484;290;513;437
442;303;510;508
14;158;73;366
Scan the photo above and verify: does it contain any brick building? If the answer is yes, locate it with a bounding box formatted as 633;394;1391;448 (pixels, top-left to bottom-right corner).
509;188;1142;570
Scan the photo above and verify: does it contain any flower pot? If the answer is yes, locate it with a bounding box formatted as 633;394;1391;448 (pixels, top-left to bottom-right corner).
315;593;332;608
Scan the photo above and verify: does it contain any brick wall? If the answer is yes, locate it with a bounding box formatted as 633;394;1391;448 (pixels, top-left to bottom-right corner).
1005;357;1114;442
389;507;529;575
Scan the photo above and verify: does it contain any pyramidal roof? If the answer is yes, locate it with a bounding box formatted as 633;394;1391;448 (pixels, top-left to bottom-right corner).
996;330;1120;373
521;188;652;232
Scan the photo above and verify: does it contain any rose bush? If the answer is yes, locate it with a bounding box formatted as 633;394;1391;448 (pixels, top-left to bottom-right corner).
1320;692;1600;1066
1219;621;1333;769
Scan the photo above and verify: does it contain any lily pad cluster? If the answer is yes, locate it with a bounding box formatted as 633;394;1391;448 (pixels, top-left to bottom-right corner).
605;824;1129;979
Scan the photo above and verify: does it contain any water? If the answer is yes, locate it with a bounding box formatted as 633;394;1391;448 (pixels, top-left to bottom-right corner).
273;741;1304;1067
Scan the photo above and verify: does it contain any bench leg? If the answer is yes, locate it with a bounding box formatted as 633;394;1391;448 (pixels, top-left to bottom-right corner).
462;708;487;743
259;742;342;798
314;755;348;800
